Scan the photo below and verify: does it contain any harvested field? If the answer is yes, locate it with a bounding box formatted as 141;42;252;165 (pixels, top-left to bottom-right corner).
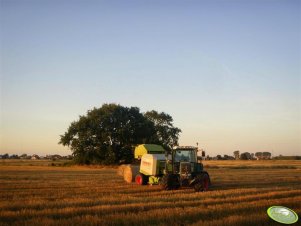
0;160;300;226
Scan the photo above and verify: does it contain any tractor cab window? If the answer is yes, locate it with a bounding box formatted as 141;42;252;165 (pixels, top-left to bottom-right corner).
174;150;196;162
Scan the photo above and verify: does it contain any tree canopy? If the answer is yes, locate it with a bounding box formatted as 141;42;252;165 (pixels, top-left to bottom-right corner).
255;152;272;160
59;104;181;164
233;150;240;159
144;110;182;151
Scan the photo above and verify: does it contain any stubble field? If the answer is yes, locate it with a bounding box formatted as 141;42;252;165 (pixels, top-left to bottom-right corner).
0;160;300;226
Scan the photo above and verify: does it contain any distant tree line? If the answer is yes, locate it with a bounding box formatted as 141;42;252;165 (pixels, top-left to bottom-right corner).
0;153;72;160
228;150;272;160
206;151;300;160
273;155;301;160
2;152;300;161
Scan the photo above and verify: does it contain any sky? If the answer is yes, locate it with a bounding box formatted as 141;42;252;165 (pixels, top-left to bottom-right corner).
0;0;300;157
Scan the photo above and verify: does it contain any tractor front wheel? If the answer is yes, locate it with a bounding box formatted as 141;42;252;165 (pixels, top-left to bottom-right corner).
160;174;180;190
160;175;171;190
194;173;210;192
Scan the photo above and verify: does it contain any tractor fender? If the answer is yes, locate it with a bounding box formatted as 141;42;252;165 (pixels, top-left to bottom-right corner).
202;171;211;185
189;171;211;186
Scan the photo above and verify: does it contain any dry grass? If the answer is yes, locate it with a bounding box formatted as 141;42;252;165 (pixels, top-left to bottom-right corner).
203;160;301;169
0;160;300;226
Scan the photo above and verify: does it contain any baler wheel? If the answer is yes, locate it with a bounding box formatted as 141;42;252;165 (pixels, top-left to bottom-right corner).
135;174;147;185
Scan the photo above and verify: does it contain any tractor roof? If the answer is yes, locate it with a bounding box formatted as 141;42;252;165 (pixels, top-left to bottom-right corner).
173;146;198;150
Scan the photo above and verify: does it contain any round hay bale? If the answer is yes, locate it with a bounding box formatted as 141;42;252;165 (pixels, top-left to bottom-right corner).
117;164;127;176
123;165;140;183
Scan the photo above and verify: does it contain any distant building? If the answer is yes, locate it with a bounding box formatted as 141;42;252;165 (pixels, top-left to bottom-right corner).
31;154;40;160
46;154;62;160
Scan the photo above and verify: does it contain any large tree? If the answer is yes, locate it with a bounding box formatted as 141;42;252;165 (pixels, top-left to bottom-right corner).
255;152;263;160
144;110;182;150
233;150;240;160
59;104;181;164
240;152;252;160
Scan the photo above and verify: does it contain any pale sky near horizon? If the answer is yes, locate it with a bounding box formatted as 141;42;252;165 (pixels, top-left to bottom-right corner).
1;0;300;157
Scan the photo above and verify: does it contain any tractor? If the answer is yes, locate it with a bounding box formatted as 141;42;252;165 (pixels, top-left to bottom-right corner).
135;145;210;192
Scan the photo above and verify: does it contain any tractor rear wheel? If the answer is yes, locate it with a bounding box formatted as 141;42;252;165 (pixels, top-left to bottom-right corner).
135;173;147;185
194;173;210;192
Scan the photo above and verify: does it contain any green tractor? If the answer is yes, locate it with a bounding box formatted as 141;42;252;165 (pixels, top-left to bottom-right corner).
135;145;210;192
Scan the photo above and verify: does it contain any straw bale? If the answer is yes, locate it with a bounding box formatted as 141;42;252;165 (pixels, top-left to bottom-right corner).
123;165;139;183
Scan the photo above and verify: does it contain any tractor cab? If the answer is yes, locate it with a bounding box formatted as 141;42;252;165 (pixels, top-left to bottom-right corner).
174;147;197;162
170;146;203;177
160;146;209;191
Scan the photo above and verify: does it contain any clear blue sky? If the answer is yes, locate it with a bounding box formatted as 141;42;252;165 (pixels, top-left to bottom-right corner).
1;0;300;156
